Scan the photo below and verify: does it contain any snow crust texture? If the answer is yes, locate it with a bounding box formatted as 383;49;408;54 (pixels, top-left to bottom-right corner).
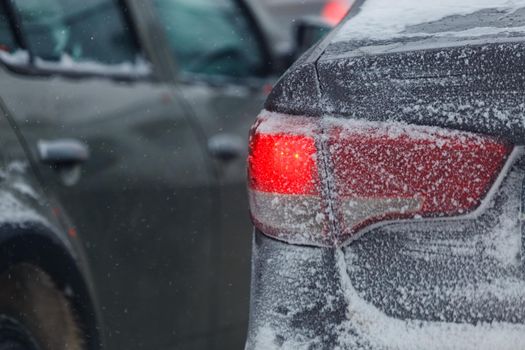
267;41;525;145
0;162;48;227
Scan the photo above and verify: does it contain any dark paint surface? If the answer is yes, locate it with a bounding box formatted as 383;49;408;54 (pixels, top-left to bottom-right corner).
0;66;222;349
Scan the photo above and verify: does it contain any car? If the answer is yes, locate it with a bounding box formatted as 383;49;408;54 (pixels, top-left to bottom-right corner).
246;0;525;349
0;0;323;349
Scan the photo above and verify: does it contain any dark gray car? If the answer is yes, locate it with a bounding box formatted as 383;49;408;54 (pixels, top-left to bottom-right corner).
246;0;525;348
0;0;321;349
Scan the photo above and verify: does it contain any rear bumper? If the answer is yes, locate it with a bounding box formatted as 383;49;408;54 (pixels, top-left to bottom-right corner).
246;231;525;350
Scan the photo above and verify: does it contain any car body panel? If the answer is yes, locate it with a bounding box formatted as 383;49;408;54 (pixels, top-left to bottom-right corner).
0;66;222;349
139;0;286;346
267;38;525;143
174;79;266;347
0;100;102;349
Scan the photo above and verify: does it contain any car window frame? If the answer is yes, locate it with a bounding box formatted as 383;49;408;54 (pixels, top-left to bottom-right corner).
233;0;274;76
0;0;156;82
152;0;276;86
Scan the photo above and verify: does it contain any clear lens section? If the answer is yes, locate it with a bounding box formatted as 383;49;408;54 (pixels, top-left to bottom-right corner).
248;191;328;245
248;112;512;246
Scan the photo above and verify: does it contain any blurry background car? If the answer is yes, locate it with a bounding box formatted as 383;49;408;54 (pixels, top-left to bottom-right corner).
0;0;332;349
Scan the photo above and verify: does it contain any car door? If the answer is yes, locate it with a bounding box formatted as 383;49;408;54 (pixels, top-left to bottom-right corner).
0;0;219;349
149;0;276;347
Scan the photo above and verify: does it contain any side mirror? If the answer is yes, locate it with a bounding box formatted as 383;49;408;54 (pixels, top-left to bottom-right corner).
294;17;333;58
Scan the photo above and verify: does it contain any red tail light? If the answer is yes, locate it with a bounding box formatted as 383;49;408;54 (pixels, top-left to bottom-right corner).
322;0;352;25
249;133;319;195
248;116;330;245
248;112;512;246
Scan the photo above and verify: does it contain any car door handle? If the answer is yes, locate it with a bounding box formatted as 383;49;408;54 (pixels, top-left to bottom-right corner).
37;139;90;166
208;134;244;162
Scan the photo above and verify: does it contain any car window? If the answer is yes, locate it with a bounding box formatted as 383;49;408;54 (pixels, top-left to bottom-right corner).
153;0;266;78
13;0;140;69
0;4;17;54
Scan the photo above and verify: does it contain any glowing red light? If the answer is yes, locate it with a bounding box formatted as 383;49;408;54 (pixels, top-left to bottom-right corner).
322;0;351;25
248;133;319;195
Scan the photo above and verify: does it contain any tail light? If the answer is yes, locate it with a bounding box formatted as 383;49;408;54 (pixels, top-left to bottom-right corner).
322;0;352;25
248;112;512;246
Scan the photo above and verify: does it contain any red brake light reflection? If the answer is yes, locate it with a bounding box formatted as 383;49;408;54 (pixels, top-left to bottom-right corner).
322;0;352;25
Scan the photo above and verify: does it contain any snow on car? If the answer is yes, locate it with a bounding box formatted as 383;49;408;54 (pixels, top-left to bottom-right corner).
245;1;525;349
